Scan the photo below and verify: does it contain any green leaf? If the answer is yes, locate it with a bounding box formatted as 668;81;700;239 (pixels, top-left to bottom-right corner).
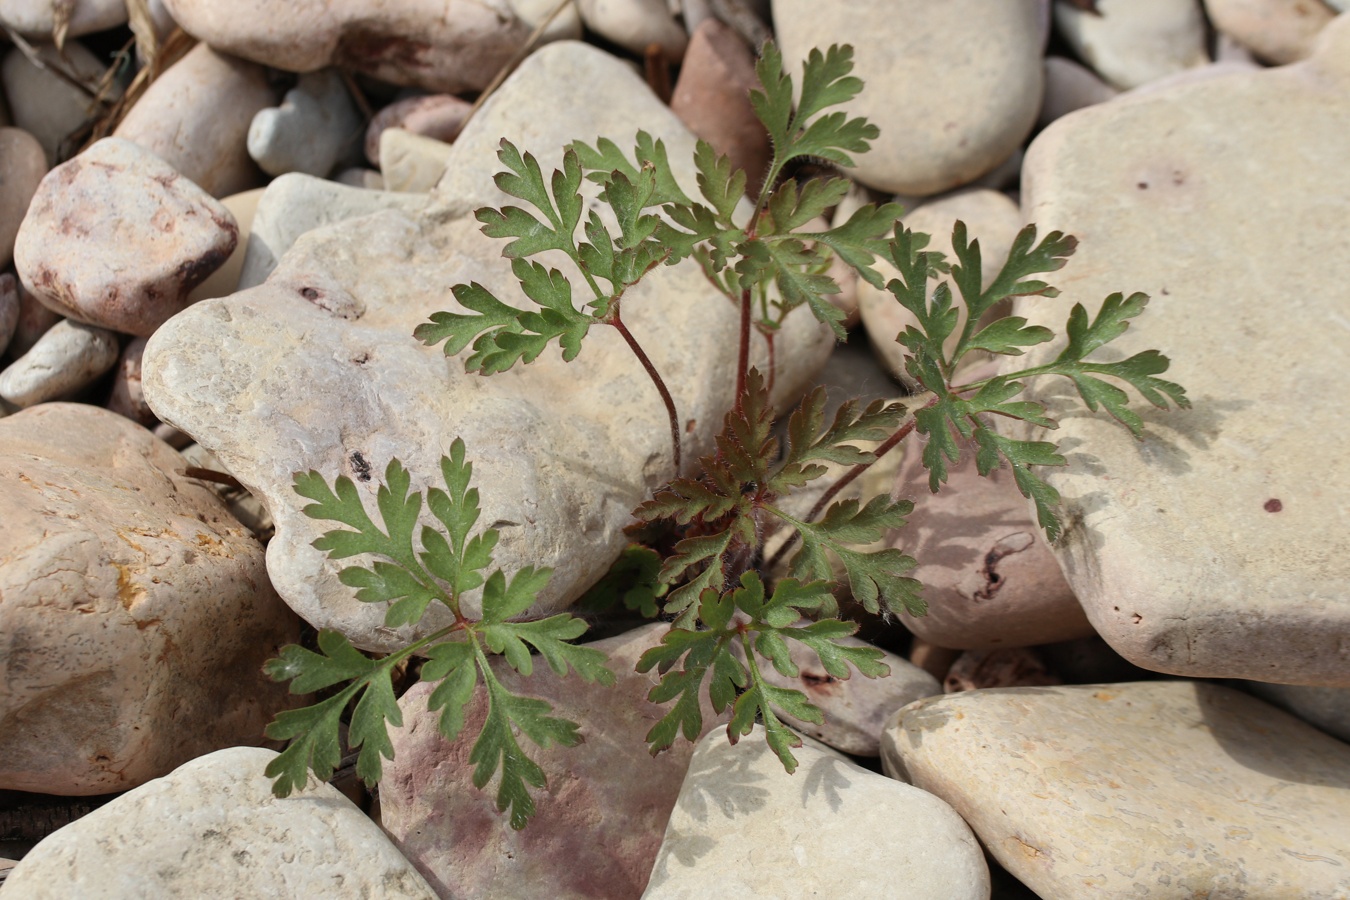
772;387;906;491
482;613;615;685
740;238;846;338
751;42;878;172
973;426;1066;541
415;282;524;362
577;544;667;618
783;619;890;679
693;140;746;224
963;316;1055;356
765;178;851;235
808;200;906;289
422;640;477;743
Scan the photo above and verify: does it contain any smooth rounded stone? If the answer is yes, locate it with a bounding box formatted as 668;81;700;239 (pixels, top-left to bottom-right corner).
162;0;533;93
670;18;771;198
1;747;436;898
364;93;472;167
773;0;1043;196
1245;681;1350;743
0;405;303;794
643;726;990;899
106;335;152;425
577;0;689;59
508;0;584;42
0;319;118;407
0;0;126;38
247;69;361;179
6;272;59;358
731;625;940;756
0;128;46;270
1054;0;1210;90
1126;58;1263;95
114;43;276;198
379;128;456;192
0;272;18;358
334;166;385;190
15;138;239;337
859;189;1023;385
882;682;1350;897
1017;15;1350;686
1;41;113;166
187;187;265;303
1204;0;1338;64
143;41;834;653
381;624;722;899
235;174;430;290
943;648;1061;691
887;429;1091;650
1040;56;1120;127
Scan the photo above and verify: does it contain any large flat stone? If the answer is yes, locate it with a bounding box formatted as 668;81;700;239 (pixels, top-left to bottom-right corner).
1015;16;1350;685
141;41;833;652
883;681;1350;898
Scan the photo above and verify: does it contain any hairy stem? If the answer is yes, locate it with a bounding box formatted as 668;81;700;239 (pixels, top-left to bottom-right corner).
611;312;682;472
735;288;752;415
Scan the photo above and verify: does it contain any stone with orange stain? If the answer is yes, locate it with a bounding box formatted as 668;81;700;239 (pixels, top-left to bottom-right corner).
380;623;723;900
14;138;238;338
881;681;1350;897
0;403;302;795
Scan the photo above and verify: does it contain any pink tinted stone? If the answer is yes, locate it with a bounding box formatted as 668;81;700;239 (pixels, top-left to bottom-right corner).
15;138;238;337
364;93;472;167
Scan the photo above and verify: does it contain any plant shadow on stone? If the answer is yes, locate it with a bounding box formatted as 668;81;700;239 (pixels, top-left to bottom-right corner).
260;41;1189;829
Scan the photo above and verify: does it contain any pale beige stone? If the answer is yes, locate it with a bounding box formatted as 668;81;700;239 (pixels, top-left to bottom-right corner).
114;44;276;198
577;0;688;59
1;748;436;899
15;138;239;336
364;93;472;167
142;41;834;653
773;0;1043;196
187;187;265;303
1204;0;1338;64
643;726;990;899
0;405;302;794
1017;15;1350;685
859;189;1023;386
1;41;114;166
6;273;58;358
1054;0;1210;90
0;0;126;38
0;127;46;270
382;624;722;899
247;69;361;178
882;682;1350;898
1040;56;1120;128
162;0;533;93
379;128;455;192
0;319;118;407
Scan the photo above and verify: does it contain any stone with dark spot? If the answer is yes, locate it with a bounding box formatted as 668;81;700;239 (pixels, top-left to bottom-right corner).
0;404;302;794
14;138;238;338
379;624;723;899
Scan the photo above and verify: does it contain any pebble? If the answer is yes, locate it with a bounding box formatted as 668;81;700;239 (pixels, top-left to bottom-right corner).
247;69;361;178
887;416;1092;650
732;624;941;756
0;127;46;269
364;93;472;167
114;43;277;198
1;748;436;898
1017;13;1350;686
773;0;1044;196
943;647;1062;691
235;173;430;290
1054;0;1210;90
577;0;690;60
186;187;265;303
882;682;1350;897
858;189;1024;385
0;405;302;794
15;137;238;337
1204;0;1339;64
643;726;991;899
106;335;153;425
0;272;18;358
378;128;456;192
0;0;126;38
1040;56;1120;128
1245;681;1350;743
1;40;114;165
509;0;585;42
381;624;722;899
5;274;59;358
161;0;534;93
141;40;834;653
670;18;771;198
0;319;118;407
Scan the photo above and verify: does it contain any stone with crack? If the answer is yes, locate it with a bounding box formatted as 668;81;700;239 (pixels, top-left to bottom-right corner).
141;41;834;653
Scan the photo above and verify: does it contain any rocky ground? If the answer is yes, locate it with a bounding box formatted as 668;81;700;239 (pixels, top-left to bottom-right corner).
0;0;1347;897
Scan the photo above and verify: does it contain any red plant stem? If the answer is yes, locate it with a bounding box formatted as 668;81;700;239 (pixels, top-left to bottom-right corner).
611;313;682;473
735;287;752;415
764;396;937;573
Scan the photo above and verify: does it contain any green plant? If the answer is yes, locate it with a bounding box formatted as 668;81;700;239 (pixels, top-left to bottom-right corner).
263;41;1188;828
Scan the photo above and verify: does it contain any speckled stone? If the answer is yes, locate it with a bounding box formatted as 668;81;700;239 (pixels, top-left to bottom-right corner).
643;726;990;899
882;681;1350;898
381;624;722;899
1016;14;1350;685
1;748;436;898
